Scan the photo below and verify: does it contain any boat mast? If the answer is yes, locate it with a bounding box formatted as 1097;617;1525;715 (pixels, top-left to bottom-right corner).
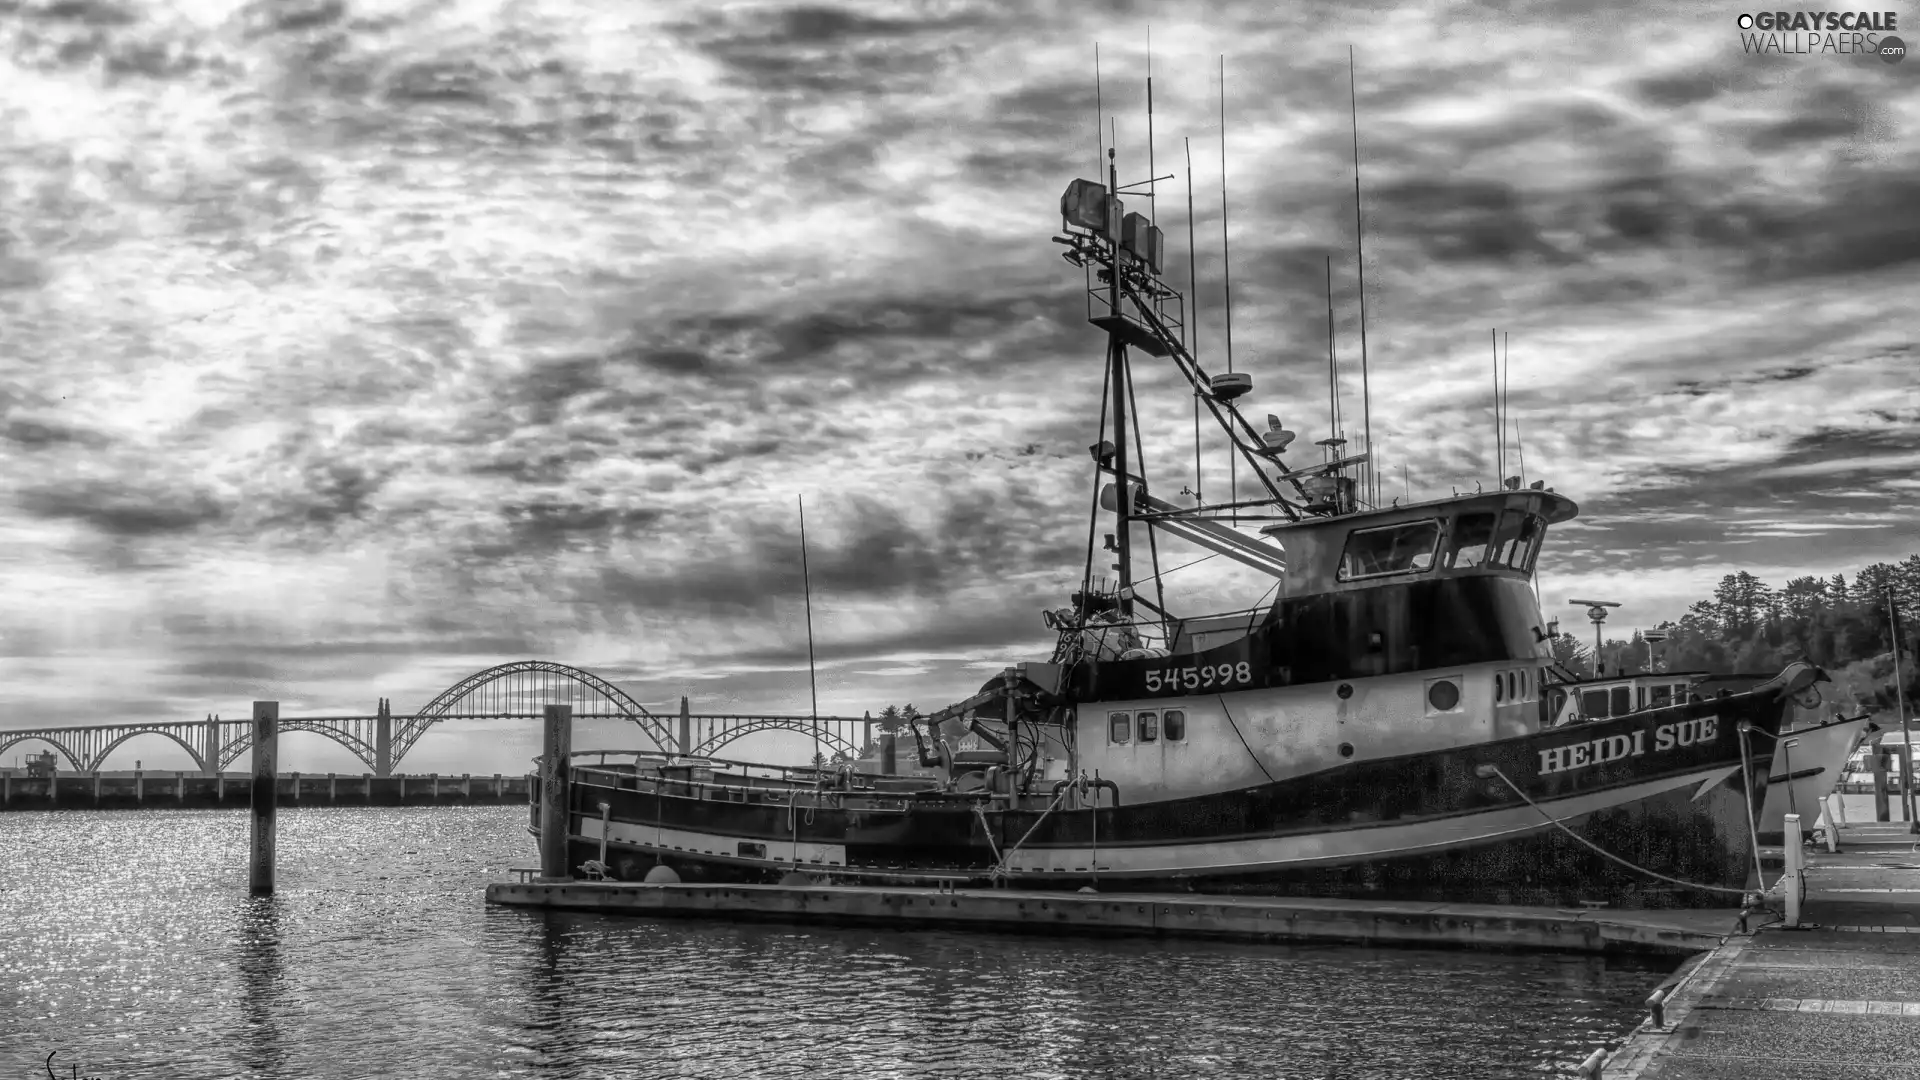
1106;145;1134;618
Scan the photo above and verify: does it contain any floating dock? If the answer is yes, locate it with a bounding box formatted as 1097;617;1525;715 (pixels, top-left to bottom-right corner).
1600;820;1920;1078
485;877;1737;957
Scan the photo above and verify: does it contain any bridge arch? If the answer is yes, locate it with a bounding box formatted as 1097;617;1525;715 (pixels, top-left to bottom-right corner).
0;732;86;772
691;720;863;761
210;720;381;773
393;661;670;767
88;728;210;773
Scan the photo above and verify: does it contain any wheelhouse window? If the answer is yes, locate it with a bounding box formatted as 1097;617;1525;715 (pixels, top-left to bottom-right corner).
1163;709;1186;741
1448;512;1497;568
1486;512;1530;568
1650;684;1672;708
1582;689;1610;718
1108;711;1131;744
1338;519;1441;581
1610;687;1631;716
1137;711;1159;742
1506;514;1545;573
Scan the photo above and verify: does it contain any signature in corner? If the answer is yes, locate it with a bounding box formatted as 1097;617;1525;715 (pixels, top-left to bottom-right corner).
46;1050;107;1080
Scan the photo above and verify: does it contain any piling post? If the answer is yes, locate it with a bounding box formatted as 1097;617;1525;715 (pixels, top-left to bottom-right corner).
250;701;278;895
1874;747;1892;822
1782;812;1804;928
177;771;185;803
92;771;100;804
678;696;692;757
135;768;144;803
881;732;897;776
3;770;9;805
539;704;573;880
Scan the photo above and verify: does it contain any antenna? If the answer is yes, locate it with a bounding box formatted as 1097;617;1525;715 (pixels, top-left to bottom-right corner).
1348;46;1375;507
1502;330;1512;488
1510;332;1526;486
1094;43;1104;174
1324;256;1340;440
1220;54;1237;520
1146;27;1155;224
1491;328;1502;486
1186;137;1202;505
798;495;821;766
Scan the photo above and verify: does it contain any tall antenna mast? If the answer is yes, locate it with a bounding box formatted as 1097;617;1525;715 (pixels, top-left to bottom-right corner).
1219;54;1237;521
1325;257;1340;439
1502;331;1512;486
1348;46;1375;506
1511;333;1527;486
1491;328;1502;486
1094;43;1104;173
1186;144;1202;504
797;495;820;767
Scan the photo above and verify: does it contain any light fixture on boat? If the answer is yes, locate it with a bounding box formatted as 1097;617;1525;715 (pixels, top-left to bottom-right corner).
1089;440;1116;465
1060;178;1120;239
1210;372;1252;400
1504;476;1523;490
1529;480;1546;490
1120;211;1164;275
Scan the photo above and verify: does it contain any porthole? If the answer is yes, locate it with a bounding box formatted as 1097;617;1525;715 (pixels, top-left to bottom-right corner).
1495;675;1505;703
1338;742;1355;759
1336;683;1354;700
1428;679;1461;712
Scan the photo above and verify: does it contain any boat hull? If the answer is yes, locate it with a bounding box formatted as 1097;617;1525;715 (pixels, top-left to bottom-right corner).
1756;714;1874;844
542;681;1796;909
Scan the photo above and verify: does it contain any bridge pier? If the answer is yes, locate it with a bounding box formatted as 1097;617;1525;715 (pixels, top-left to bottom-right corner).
204;714;219;776
376;698;392;778
177;771;185;803
92;771;100;804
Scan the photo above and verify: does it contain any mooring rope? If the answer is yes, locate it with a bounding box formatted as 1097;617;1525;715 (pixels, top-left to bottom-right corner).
1479;764;1772;898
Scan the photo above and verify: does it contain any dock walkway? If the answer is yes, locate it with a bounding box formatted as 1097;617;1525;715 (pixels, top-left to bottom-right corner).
1603;822;1920;1078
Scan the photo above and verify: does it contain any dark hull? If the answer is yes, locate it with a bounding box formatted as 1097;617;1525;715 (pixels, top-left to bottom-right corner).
543;680;1799;910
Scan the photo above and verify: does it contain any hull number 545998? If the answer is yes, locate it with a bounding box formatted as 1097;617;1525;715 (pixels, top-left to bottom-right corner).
1144;661;1253;693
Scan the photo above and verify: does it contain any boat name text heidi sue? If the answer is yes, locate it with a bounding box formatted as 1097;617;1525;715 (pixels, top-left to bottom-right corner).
1538;715;1720;776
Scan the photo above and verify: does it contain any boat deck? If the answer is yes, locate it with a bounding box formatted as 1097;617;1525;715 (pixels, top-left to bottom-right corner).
1601;820;1920;1078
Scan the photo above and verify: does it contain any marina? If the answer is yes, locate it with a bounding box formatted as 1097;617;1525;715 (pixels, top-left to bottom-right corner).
0;1;1915;1078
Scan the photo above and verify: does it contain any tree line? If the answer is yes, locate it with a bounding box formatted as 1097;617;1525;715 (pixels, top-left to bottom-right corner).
1555;554;1920;714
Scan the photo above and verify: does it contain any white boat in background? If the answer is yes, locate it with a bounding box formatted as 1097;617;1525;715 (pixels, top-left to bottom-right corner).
1758;712;1876;843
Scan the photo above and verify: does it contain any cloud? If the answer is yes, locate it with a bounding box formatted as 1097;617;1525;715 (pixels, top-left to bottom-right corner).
0;0;1914;767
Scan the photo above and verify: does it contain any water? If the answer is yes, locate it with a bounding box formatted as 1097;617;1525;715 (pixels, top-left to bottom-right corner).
1;807;1673;1079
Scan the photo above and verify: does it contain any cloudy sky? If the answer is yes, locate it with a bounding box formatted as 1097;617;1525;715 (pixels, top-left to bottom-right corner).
1;0;1916;774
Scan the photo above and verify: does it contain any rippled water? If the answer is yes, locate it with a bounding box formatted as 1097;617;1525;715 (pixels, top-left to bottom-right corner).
0;807;1672;1078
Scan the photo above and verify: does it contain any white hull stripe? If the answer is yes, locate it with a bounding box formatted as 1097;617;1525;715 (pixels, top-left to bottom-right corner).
1000;768;1724;877
580;816;850;868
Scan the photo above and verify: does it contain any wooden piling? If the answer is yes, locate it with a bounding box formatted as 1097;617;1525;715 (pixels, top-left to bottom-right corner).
539;704;572;880
250;701;278;895
1874;748;1892;822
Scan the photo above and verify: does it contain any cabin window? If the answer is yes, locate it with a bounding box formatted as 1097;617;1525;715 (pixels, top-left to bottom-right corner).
1487;512;1530;568
1137;711;1159;742
1448;512;1497;567
1507;672;1518;700
1637;686;1647;709
1650;685;1672;708
1582;689;1610;718
1610;687;1631;716
1164;710;1186;741
1339;519;1441;580
1109;712;1131;744
1506;514;1544;573
1495;673;1505;703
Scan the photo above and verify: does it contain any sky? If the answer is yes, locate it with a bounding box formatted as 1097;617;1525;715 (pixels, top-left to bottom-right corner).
0;0;1916;774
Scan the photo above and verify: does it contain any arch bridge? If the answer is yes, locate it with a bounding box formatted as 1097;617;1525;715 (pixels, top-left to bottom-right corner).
0;661;876;774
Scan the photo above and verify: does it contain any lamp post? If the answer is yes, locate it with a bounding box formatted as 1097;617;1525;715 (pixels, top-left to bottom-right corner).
1888;587;1915;833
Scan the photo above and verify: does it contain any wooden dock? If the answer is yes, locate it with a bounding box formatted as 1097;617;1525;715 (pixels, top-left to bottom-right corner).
484;877;1739;957
1599;821;1920;1078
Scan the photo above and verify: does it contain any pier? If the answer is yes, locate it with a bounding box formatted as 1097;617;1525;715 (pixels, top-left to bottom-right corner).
1599;819;1920;1078
0;769;533;810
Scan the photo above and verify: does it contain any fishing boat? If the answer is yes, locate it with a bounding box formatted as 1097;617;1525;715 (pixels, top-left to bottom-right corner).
531;149;1829;910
